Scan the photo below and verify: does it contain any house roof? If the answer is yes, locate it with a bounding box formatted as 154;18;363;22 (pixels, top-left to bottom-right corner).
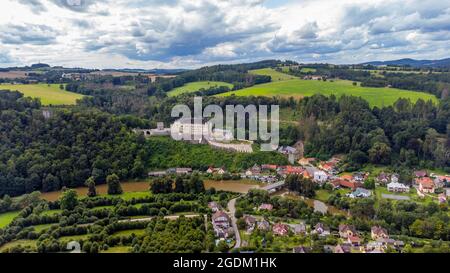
339;224;357;234
212;211;230;222
371;226;388;236
348;235;361;243
417;177;434;188
414;170;427;177
244;215;256;224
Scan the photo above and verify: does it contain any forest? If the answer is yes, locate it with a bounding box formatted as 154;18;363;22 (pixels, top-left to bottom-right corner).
0;91;150;197
297;94;450;172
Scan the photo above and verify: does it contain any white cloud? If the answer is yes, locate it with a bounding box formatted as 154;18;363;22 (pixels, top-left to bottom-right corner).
1;0;450;68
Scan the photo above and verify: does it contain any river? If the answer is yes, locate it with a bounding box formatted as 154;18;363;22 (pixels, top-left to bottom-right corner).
40;179;263;201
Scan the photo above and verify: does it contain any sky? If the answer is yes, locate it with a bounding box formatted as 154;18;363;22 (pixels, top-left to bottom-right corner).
1;0;450;69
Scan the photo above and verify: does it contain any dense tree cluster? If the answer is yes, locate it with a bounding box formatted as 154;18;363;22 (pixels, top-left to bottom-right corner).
0;91;150;197
150;175;205;194
285;175;316;198
298;95;450;171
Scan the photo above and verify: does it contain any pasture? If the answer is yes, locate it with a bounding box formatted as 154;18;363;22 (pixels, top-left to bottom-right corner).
219;78;438;108
250;68;297;82
168;81;233;97
0;211;20;228
0;83;84;105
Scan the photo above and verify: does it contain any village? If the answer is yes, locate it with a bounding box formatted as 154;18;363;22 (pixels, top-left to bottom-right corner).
145;142;449;253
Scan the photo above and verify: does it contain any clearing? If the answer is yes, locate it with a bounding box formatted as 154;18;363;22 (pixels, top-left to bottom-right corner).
168;81;233;97
250;68;297;82
0;83;84;105
0;211;20;228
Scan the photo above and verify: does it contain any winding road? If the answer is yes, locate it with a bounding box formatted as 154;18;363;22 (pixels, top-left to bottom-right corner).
227;197;241;249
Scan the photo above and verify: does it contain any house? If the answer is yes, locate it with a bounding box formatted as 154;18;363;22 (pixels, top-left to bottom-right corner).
212;211;230;227
332;179;362;190
348;188;372;198
293;223;307;235
259;203;273;211
313;171;328;184
148;171;167;177
298;157;316;166
391;174;399;183
347;235;362;246
352;172;367;182
176;168;192;175
207;167;226;175
334;244;352;253
313;223;330;237
414;170;427;178
261;164;278;171
434;176;448;189
246;164;261;176
272;223;290;236
376;238;405;250
208;202;221;212
339;224;357;239
365;241;385;253
417;177;435;193
320;162;337;174
243;215;256;231
376;172;390;184
387;182;410;193
257;220;271;231
292;246;311;253
278;146;299;164
212;211;231;238
371;226;389;240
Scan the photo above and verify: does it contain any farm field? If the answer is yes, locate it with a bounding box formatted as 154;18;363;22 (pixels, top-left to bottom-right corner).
0;83;84;105
219;78;438;108
0;211;20;228
250;68;297;81
168;81;233;97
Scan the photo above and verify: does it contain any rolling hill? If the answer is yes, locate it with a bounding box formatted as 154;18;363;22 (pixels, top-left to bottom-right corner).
362;57;450;68
218;78;438;108
0;83;84;105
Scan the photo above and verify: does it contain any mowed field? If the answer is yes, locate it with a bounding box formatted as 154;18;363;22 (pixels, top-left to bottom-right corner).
219;69;438;108
0;84;84;105
168;81;233;97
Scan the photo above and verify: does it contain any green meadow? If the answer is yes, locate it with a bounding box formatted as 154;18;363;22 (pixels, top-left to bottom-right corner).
0;83;84;105
168;81;233;97
0;211;20;228
249;68;298;82
219;78;438;108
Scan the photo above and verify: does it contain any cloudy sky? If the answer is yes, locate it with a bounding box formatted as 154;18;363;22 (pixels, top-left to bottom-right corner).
1;0;450;69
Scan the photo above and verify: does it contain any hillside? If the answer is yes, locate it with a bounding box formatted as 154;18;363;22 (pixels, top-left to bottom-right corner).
362;58;450;68
218;78;438;108
168;81;233;97
0;84;84;105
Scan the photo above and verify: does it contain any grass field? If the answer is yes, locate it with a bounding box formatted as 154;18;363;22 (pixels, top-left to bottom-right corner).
0;240;36;252
168;81;233;97
113;229;146;236
0;83;84;105
250;68;297;82
101;246;131;253
219;78;438;108
0;211;20;228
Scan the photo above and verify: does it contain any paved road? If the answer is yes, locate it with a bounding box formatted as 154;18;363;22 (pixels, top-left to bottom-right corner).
227;197;241;249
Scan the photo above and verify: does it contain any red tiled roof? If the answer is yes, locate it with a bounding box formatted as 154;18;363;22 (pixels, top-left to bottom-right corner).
417;177;434;188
